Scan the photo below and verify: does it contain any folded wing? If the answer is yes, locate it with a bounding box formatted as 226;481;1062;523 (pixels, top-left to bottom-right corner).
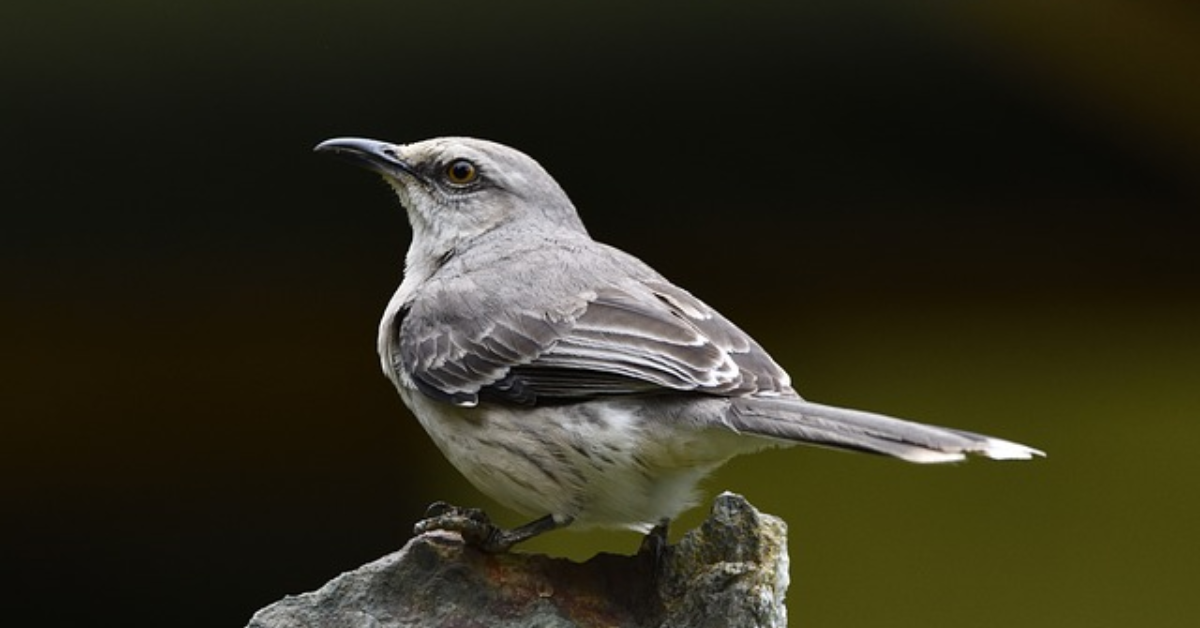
394;279;792;406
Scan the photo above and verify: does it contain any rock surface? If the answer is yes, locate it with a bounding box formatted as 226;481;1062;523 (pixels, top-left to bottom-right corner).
246;492;789;628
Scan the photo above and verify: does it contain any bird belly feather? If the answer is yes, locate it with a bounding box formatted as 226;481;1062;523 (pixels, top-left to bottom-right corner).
399;388;771;531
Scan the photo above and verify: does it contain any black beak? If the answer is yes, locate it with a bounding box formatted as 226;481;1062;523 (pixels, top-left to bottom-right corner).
314;137;417;178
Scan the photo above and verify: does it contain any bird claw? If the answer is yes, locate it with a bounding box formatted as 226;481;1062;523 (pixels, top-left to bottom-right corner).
420;500;489;522
638;519;671;572
414;502;513;552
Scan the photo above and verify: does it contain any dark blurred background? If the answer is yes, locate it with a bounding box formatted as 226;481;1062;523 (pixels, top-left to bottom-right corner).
4;1;1198;626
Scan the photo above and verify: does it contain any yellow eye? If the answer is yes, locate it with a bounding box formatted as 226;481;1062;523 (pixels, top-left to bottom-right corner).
445;159;478;185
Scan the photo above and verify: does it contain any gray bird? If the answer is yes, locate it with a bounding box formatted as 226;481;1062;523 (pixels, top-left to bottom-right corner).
315;136;1043;552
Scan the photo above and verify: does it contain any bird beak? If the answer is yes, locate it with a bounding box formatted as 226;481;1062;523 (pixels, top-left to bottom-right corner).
314;137;418;179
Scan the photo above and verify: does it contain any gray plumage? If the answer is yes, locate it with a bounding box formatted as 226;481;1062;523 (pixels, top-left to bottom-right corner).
316;136;1043;541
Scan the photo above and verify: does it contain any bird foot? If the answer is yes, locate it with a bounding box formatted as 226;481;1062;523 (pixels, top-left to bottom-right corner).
415;502;571;553
414;501;517;552
637;519;671;572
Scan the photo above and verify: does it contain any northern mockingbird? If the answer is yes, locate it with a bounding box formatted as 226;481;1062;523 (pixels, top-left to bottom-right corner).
315;136;1043;552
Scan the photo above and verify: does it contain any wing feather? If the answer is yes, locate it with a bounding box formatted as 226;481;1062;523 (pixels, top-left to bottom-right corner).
394;274;791;406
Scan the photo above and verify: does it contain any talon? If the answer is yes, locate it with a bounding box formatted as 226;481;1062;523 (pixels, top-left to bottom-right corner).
413;502;504;550
423;501;455;518
412;507;567;554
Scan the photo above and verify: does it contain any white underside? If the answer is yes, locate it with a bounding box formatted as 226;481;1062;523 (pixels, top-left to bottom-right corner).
399;387;770;531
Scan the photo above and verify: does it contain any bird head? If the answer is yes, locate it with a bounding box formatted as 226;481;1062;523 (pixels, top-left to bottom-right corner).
315;137;586;265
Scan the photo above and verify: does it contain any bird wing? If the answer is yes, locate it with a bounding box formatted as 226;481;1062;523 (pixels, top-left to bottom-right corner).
394;277;792;407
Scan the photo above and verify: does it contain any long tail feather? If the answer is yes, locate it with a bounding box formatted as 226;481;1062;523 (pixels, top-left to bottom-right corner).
728;397;1044;463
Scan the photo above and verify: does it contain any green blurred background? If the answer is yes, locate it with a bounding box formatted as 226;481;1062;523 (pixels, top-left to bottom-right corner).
4;1;1198;626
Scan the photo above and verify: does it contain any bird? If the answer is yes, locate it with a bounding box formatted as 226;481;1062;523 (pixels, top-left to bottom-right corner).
314;136;1044;553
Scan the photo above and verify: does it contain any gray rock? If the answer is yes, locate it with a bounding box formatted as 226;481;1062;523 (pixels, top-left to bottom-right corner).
247;492;789;628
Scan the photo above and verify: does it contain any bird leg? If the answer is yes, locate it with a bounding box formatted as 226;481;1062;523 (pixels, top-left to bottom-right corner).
638;518;671;566
414;501;572;553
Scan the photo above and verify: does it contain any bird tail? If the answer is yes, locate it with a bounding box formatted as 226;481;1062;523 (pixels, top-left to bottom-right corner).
728;397;1044;463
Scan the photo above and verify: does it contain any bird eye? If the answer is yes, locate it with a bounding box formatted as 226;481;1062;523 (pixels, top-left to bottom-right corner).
445;159;478;185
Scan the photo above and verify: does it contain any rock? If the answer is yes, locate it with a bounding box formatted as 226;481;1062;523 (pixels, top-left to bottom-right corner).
246;492;789;628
